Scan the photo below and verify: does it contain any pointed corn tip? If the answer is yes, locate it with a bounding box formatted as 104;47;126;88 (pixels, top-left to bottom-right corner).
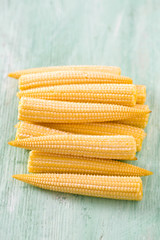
8;73;13;77
8;73;17;78
12;174;27;182
145;170;153;176
138;167;153;176
12;174;25;181
12;174;19;180
8;140;16;146
145;110;151;114
12;174;31;181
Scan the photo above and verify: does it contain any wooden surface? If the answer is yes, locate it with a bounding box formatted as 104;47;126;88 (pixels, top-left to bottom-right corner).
0;0;160;239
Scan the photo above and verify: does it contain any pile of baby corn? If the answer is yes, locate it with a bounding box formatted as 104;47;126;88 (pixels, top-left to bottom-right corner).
8;65;152;201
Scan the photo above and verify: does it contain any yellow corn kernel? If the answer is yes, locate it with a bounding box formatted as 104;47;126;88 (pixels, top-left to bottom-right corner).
18;97;150;123
42;122;146;152
17;84;137;107
136;85;146;104
15;121;67;139
12;174;143;201
8;65;121;79
28;151;152;176
18;71;132;90
8;135;137;160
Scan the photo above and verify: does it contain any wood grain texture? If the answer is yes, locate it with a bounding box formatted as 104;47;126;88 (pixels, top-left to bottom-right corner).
0;0;159;239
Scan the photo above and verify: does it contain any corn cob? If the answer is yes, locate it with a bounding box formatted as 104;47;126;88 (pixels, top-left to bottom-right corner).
8;135;137;160
136;85;146;104
17;84;145;106
28;151;152;176
8;66;121;79
18;98;150;123
41;122;146;152
116;105;150;128
15;121;145;151
18;71;132;90
12;174;143;201
17;84;137;107
15;121;68;139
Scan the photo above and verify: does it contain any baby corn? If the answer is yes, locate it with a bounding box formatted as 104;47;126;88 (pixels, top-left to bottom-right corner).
17;84;137;107
17;85;145;107
8;135;137;160
18;71;132;90
28;151;152;176
136;85;146;104
12;174;143;201
8;65;121;79
42;122;146;151
18;98;150;123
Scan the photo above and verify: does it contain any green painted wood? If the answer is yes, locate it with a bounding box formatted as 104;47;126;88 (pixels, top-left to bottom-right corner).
0;0;159;239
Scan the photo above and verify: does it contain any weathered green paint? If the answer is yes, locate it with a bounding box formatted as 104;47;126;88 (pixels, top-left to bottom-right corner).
0;0;159;239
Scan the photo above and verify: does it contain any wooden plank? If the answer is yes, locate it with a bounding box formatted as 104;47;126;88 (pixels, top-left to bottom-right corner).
0;0;159;239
